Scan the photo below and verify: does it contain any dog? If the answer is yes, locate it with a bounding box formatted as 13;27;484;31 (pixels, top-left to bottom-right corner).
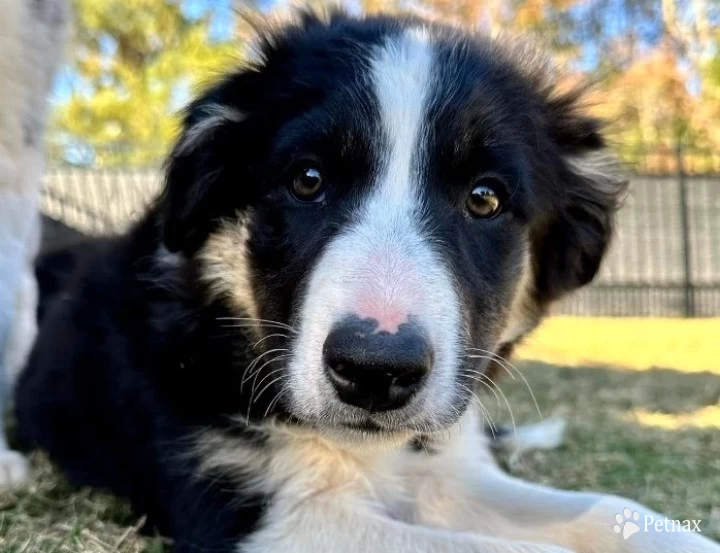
15;11;719;553
0;0;69;486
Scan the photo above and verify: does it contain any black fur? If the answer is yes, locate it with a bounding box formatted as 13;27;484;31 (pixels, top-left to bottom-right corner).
16;11;626;552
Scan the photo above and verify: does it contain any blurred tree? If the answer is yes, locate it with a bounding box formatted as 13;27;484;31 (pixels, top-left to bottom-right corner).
585;0;720;171
51;0;238;167
409;0;720;170
52;0;720;171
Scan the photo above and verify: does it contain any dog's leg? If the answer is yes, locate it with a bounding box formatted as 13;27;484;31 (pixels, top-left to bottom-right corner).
239;496;576;553
410;409;720;553
465;465;719;553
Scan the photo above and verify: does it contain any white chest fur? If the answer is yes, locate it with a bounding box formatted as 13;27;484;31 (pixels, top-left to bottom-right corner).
196;408;494;527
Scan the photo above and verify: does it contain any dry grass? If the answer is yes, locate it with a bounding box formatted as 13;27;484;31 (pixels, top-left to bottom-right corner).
0;455;165;553
505;316;720;541
1;317;718;551
495;362;720;541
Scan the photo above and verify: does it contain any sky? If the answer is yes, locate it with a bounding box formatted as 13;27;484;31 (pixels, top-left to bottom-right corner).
51;0;237;107
49;0;716;134
51;0;687;108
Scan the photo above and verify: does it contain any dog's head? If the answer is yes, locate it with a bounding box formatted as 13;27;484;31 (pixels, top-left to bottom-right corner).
160;12;626;438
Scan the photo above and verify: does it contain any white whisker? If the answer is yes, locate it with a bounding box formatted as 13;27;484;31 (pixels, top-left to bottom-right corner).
265;387;289;418
467;347;542;418
463;370;501;410
251;366;288;397
217;317;297;333
253;376;287;405
467;348;516;380
222;322;295;332
246;354;291;395
458;383;496;435
464;367;516;437
252;333;289;349
241;348;290;389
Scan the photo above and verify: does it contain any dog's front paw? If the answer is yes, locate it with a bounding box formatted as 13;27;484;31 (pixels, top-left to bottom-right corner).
0;449;29;488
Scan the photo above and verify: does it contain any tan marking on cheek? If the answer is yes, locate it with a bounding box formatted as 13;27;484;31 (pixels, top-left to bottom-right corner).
199;218;260;324
498;247;540;345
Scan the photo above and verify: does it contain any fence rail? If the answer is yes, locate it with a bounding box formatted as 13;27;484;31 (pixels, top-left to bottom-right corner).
39;167;720;317
555;174;720;316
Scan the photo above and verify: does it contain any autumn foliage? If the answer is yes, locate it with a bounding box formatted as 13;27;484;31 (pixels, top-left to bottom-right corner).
50;0;720;172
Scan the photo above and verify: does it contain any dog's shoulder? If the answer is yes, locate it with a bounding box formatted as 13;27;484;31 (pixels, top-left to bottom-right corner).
17;216;272;546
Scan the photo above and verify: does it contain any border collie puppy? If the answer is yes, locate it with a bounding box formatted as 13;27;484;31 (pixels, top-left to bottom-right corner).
16;11;719;553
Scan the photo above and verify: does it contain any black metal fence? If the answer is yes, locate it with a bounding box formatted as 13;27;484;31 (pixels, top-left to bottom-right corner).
40;160;720;317
556;172;720;317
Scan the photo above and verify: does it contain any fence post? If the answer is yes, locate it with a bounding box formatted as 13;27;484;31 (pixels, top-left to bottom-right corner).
677;142;694;317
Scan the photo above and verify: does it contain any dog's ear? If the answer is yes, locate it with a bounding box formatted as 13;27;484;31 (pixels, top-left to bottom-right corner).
530;91;628;303
161;72;265;254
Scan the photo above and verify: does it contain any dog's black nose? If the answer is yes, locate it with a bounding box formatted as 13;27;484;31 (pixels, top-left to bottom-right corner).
323;316;432;412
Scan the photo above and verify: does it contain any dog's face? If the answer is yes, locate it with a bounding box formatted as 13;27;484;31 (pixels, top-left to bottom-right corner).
161;13;625;437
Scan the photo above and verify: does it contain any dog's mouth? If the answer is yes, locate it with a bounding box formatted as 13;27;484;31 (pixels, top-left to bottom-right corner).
303;414;431;441
280;355;488;440
340;419;386;433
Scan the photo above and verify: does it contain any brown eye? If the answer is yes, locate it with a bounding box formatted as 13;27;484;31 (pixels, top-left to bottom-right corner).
290;167;325;202
467;183;502;219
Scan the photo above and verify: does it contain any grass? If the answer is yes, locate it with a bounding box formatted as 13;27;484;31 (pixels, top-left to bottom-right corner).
495;362;720;541
2;317;719;551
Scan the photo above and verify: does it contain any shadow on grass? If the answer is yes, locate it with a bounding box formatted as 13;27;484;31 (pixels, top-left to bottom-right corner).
497;360;720;541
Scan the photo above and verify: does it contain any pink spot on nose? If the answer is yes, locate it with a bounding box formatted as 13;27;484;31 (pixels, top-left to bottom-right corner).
355;300;409;334
351;248;420;333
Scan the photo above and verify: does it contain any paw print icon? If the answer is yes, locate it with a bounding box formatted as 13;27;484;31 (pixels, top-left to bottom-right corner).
614;508;641;540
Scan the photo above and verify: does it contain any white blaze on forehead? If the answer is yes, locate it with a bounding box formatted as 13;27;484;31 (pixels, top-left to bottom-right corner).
370;27;434;207
343;28;438;332
287;28;464;431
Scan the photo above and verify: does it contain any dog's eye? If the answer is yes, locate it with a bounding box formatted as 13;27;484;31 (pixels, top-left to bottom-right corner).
467;180;502;219
290;167;325;202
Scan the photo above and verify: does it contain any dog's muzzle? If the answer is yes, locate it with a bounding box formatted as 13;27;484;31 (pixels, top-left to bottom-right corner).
323;315;433;412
